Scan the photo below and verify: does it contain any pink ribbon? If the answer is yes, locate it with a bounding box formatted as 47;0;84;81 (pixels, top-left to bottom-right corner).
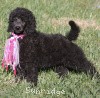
2;33;24;76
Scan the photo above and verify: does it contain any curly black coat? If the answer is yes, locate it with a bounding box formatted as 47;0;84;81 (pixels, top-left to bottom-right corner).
7;7;99;86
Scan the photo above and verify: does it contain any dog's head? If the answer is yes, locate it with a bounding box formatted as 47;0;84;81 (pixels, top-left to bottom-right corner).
7;7;36;35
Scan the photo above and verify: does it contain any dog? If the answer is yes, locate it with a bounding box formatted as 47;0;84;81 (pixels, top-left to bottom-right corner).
7;7;99;86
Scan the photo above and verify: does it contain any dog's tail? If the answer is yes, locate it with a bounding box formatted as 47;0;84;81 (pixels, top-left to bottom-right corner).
66;20;80;41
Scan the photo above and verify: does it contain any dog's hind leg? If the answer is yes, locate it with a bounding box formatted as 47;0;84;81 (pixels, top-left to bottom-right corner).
54;66;69;78
66;59;99;78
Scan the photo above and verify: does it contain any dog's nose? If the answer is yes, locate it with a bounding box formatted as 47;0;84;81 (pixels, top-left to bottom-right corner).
15;26;21;30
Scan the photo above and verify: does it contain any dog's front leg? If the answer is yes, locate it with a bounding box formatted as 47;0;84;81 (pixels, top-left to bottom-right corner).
26;66;38;87
15;66;25;83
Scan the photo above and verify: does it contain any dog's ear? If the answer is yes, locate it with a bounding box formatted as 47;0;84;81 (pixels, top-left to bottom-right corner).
7;21;13;32
7;15;13;33
24;13;36;35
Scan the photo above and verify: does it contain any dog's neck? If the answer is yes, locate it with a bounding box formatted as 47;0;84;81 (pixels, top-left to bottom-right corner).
11;32;25;39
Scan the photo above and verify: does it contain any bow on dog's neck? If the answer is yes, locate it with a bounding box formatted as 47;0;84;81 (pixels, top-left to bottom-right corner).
2;32;24;76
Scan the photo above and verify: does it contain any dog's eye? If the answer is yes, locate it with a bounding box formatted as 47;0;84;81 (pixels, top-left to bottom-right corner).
10;20;14;22
14;18;17;21
12;18;17;22
11;21;14;22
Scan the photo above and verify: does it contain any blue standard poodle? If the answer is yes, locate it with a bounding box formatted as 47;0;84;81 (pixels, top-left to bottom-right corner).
6;7;99;86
